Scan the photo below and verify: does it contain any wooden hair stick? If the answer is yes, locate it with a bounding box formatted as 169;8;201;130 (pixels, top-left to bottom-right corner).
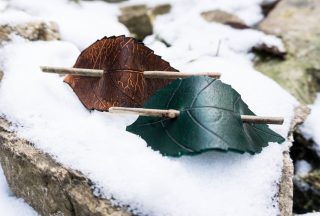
108;107;284;125
40;66;221;79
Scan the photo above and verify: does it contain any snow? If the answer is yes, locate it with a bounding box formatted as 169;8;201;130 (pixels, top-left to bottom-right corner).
298;213;320;216
0;9;42;25
0;167;38;215
8;0;129;49
145;16;284;70
295;160;312;176
0;38;296;216
127;0;271;25
301;94;320;156
0;0;7;11
0;0;300;216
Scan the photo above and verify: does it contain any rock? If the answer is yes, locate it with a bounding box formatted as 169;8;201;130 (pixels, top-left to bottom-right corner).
289;106;315;176
286;105;310;215
0;113;296;216
0;56;300;215
0;70;3;81
0;21;60;43
0;117;130;216
261;0;280;16
151;4;171;17
118;5;153;41
288;105;320;214
279;151;294;216
290;123;320;214
201;9;248;29
255;0;320;104
288;106;311;142
0;100;301;216
293;170;320;213
118;4;171;41
252;42;286;59
290;131;320;169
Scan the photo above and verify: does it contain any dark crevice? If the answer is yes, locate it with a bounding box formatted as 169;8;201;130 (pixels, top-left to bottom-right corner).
261;0;281;17
290;130;320;214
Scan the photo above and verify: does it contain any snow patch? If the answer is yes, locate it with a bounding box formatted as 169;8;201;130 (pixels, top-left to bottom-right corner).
301;94;320;156
295;160;312;176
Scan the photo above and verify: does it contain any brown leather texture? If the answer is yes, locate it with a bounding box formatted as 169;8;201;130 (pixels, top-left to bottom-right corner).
64;36;178;111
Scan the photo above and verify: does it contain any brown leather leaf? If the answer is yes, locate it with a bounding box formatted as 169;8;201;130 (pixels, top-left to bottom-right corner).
64;36;178;111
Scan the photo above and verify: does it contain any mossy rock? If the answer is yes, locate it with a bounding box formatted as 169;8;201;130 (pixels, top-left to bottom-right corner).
255;57;320;104
256;0;320;104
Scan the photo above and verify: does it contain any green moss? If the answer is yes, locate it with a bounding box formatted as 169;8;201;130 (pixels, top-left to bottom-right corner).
304;170;320;190
255;57;318;104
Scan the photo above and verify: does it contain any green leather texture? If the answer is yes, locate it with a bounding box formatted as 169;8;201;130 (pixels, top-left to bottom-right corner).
127;76;285;157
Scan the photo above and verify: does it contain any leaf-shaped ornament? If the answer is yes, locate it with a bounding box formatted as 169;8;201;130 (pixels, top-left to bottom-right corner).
64;36;178;111
127;76;285;156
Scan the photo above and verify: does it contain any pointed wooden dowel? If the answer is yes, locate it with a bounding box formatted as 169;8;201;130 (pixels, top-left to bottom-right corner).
240;115;284;125
41;66;104;77
143;71;221;79
109;107;180;118
109;107;284;125
40;66;221;79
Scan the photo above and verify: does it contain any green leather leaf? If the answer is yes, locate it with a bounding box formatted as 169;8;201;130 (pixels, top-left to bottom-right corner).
126;76;285;156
